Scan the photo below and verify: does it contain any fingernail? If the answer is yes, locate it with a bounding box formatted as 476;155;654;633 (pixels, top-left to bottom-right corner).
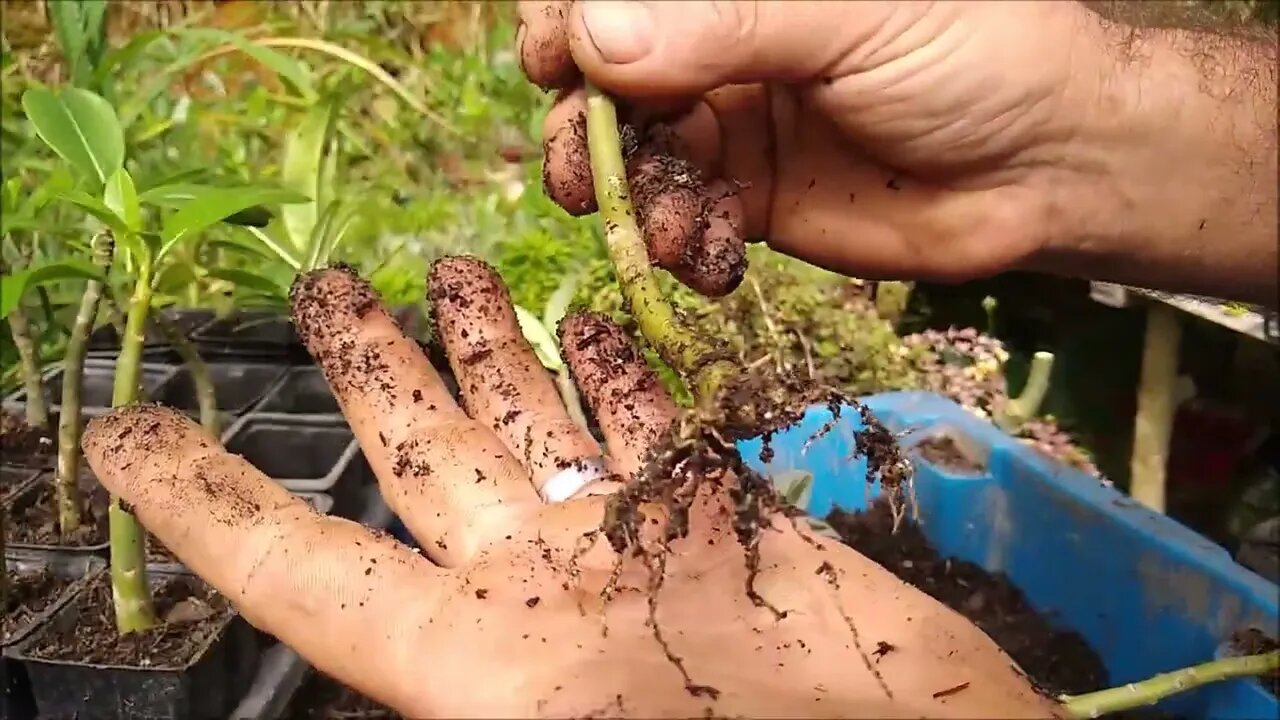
581;1;654;64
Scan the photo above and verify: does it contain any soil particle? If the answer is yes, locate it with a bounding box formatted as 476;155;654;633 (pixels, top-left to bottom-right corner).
828;500;1108;698
4;478;109;547
914;435;985;474
2;565;72;642
931;681;971;699
0;410;54;468
526;596;541;608
25;573;232;668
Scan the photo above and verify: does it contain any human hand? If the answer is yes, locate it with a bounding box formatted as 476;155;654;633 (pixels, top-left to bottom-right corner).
523;1;1279;304
83;258;1060;718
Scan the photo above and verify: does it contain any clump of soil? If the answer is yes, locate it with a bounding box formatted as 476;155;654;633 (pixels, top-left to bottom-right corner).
1228;627;1279;696
287;674;401;719
0;410;54;468
915;435;986;474
3;566;73;643
829;500;1107;697
4;480;109;547
25;572;232;668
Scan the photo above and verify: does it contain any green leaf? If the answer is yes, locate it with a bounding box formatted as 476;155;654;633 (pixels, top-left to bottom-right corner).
173;28;316;100
543;270;583;335
281;97;338;249
48;0;108;90
1;259;106;318
204;267;287;298
158;186;310;258
53;188;128;235
222;205;275;228
21;87;123;186
153;261;199;295
135;167;208;193
514;304;563;372
102;167;140;231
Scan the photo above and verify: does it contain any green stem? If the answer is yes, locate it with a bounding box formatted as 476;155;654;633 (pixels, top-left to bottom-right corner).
153;313;218;435
1130;303;1181;513
1060;651;1279;718
54;233;114;537
555;367;590;434
995;351;1054;433
108;258;157;635
1;505;8;608
8;303;48;429
583;83;737;401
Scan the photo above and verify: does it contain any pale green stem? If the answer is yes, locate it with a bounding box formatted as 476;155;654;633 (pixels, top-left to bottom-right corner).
995;351;1054;432
8;304;48;429
555;367;590;434
1130;304;1181;513
109;257;157;635
874;281;913;325
153;313;218;435
583;83;737;401
1060;651;1279;718
54;233;114;537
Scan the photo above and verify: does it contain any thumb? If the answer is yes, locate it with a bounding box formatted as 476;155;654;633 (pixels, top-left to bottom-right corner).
568;0;896;99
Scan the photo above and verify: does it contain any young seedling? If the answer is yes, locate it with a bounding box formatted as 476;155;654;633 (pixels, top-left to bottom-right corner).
52;231;115;536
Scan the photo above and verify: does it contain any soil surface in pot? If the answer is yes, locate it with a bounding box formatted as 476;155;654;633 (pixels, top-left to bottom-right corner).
5;480;108;547
287;673;401;719
827;500;1180;719
24;572;233;668
3;565;72;643
0;411;53;468
914;435;985;473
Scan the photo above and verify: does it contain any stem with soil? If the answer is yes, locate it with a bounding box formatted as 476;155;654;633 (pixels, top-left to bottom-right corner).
108;257;158;634
1059;651;1279;717
583;83;737;402
994;351;1054;433
53;233;115;537
8;303;48;430
153;313;219;435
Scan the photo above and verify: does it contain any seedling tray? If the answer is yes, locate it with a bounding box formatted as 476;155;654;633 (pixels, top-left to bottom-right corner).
0;466;39;503
1;360;179;419
190;311;308;362
155;362;287;418
220;415;364;519
4;468;111;556
735;391;1278;718
12;567;259;720
252;366;342;420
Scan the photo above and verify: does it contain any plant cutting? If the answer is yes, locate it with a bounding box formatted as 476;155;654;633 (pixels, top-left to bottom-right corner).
580;85;1279;717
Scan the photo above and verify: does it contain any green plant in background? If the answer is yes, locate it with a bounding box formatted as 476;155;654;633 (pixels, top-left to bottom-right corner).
16;82;306;634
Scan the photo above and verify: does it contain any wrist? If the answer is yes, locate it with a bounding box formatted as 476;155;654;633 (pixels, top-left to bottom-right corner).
1025;15;1278;305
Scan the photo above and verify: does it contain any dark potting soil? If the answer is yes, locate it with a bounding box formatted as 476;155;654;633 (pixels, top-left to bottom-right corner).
0;410;54;468
827;500;1180;720
914;435;985;474
1229;627;1279;696
287;673;402;719
2;566;72;643
24;572;232;668
4;481;109;547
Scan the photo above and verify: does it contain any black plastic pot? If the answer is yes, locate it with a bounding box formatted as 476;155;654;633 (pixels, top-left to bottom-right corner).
11;569;259;720
2;552;107;720
190;311;307;363
1;361;178;420
154;362;287;420
220;415;365;519
253;367;341;420
4;469;111;556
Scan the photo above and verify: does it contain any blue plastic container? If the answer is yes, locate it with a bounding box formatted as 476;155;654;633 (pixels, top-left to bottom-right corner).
386;391;1278;717
738;392;1278;719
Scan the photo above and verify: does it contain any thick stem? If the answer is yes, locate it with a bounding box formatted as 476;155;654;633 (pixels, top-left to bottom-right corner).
1130;304;1181;512
874;281;913;325
153;313;218;435
54;233;114;536
8;304;48;429
109;262;157;634
1060;651;1280;718
583;83;737;401
555;367;590;434
995;351;1055;432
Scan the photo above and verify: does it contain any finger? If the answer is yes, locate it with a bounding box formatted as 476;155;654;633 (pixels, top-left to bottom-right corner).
428;256;605;498
291;266;540;566
82;405;443;714
558;311;678;479
517;1;579;89
542;89;596;216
